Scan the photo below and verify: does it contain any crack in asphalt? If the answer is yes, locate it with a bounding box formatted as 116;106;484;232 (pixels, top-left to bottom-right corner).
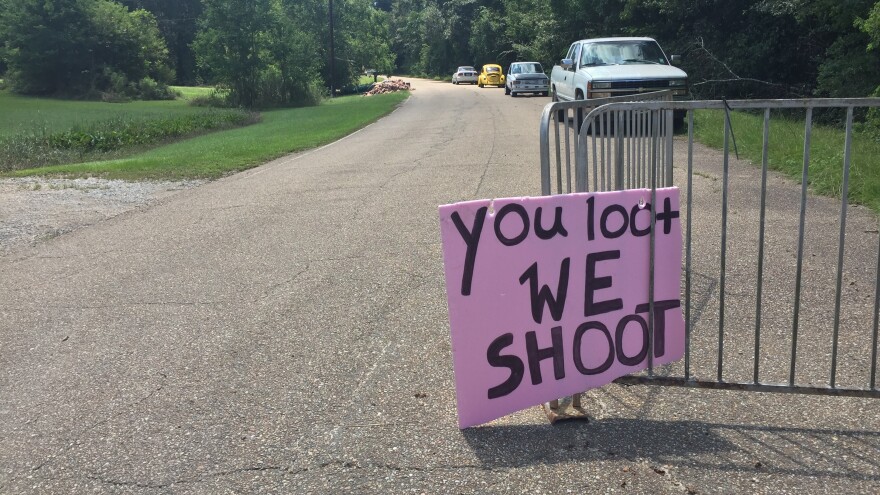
34;458;507;490
81;464;291;489
319;459;493;473
473;96;499;198
325;274;433;444
254;264;311;302
29;372;168;474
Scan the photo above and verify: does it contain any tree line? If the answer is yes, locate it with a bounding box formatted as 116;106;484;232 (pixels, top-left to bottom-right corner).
0;0;394;107
392;0;880;100
1;0;879;107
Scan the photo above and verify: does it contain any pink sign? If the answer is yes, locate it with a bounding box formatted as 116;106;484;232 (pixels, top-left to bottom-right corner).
439;188;684;428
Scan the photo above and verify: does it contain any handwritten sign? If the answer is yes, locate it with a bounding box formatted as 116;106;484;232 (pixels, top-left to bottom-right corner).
439;188;684;428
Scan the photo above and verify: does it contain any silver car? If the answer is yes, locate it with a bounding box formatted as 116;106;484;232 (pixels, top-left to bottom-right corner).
452;66;478;85
505;62;549;97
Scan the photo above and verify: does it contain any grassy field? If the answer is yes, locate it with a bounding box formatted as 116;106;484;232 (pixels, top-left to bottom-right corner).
693;109;880;213
0;91;211;138
170;86;215;101
357;75;385;85
3;91;410;180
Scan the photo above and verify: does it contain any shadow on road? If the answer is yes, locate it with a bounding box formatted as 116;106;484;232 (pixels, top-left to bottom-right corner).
461;418;880;482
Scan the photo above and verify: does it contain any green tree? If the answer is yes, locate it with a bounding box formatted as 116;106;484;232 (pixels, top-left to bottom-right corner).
0;0;172;97
194;0;326;107
342;0;396;83
0;0;95;94
194;0;276;107
500;0;556;67
389;0;426;74
470;7;509;69
119;0;203;85
858;1;880;51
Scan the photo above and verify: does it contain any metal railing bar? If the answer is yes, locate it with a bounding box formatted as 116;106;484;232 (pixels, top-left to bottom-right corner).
574;116;584;192
755;108;770;384
564;111;576;194
613;375;880;398
626;112;636;189
554;117;562;194
637;111;642;188
830;107;855;388
601;114;608;191
719;110;731;382
791;107;813;386
685;109;694;381
592;116;599;192
585;98;880;112
648;109;658;376
872;229;880;390
615;111;624;190
644;110;650;188
540;108;550;195
661;113;666;186
539;103;554;195
565;117;575;193
665;109;673;187
608;112;623;191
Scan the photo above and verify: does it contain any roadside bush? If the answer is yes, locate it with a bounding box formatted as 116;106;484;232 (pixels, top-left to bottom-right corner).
0;109;260;171
188;87;233;108
98;71;178;102
201;77;324;109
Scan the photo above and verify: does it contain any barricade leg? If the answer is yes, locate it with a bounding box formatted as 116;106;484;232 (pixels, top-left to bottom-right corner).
542;394;589;424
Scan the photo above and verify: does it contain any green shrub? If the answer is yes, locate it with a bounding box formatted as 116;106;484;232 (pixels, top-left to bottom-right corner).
188;87;233;108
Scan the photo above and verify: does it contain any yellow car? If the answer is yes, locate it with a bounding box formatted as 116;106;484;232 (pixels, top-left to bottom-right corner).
478;64;505;88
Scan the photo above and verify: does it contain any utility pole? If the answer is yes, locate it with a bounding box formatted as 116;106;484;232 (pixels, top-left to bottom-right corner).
329;0;335;97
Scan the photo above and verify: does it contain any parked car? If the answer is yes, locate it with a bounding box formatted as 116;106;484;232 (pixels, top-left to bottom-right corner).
505;61;549;97
452;66;478;85
478;64;505;88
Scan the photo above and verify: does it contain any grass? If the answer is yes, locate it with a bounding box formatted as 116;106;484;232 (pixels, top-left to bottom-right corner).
357;75;385;85
0;90;210;138
693;109;880;213
170;85;215;101
3;91;410;180
1;109;258;171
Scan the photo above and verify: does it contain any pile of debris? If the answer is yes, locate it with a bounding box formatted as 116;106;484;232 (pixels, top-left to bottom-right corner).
363;79;412;96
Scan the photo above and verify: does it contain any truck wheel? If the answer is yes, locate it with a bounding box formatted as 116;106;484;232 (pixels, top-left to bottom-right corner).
575;91;585;133
505;85;510;95
673;111;686;132
553;87;566;123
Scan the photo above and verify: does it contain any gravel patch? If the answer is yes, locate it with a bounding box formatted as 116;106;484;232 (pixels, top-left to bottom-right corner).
0;176;204;256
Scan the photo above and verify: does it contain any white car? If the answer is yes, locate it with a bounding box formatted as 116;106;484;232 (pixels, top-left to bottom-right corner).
505;61;549;97
452;66;478;85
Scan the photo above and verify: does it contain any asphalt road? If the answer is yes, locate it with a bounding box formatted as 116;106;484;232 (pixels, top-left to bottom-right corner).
1;78;879;493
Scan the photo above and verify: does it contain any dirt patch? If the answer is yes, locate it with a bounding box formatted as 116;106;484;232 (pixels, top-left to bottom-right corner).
0;177;204;256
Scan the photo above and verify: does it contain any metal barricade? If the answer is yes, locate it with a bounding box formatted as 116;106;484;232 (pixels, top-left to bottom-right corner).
539;91;674;196
539;98;880;419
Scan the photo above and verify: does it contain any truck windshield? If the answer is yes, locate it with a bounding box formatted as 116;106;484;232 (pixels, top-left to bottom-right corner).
580;41;668;67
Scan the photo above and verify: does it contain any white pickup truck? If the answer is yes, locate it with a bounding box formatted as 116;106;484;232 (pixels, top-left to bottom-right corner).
550;37;689;123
